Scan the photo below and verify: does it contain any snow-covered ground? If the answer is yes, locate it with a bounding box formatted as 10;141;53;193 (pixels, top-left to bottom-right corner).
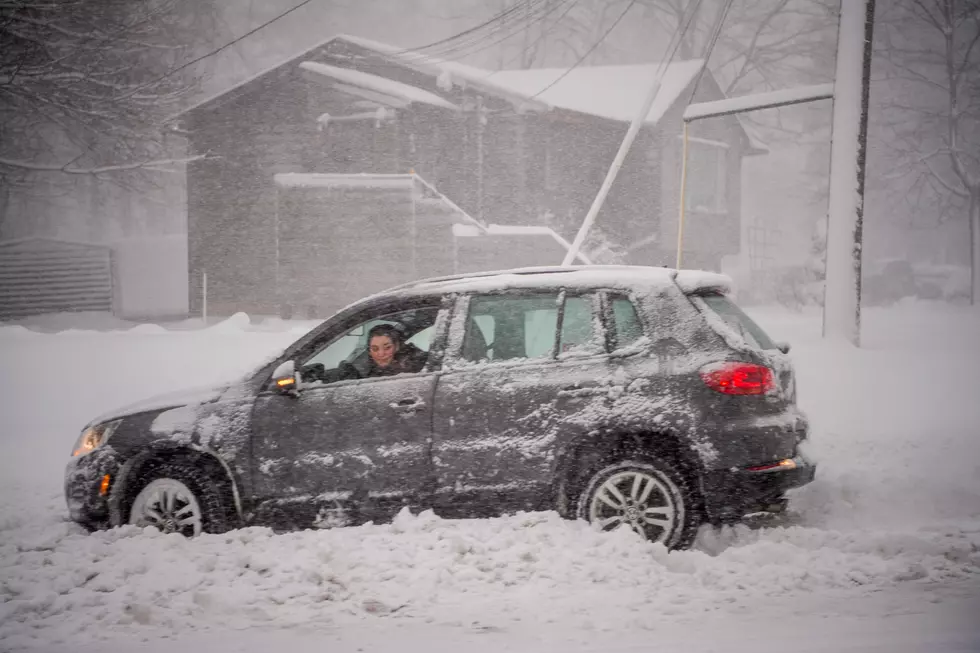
1;303;978;652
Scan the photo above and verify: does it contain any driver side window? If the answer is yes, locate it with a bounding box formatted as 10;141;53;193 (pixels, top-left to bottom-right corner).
301;306;440;385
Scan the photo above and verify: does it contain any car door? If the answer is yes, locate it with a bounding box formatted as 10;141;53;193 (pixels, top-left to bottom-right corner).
249;298;446;529
430;290;611;516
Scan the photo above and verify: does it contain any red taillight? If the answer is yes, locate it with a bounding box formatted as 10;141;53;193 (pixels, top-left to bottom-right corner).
700;362;774;395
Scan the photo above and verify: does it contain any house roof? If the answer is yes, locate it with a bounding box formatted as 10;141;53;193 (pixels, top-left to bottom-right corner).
485;61;705;125
175;33;546;119
297;61;460;111
180;35;694;124
176;33;765;152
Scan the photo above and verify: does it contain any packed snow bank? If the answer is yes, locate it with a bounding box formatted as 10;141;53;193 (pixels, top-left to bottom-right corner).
0;303;978;651
2;506;977;651
751;302;980;531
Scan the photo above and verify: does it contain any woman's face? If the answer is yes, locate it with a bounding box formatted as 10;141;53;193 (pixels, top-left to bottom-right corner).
369;335;398;367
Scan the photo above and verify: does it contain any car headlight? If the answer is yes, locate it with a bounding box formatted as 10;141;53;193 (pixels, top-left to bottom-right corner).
72;420;121;457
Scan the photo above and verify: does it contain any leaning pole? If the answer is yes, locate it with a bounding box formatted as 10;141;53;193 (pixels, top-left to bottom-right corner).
823;0;876;346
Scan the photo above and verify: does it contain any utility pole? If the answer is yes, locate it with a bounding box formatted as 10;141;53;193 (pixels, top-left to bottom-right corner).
822;0;875;346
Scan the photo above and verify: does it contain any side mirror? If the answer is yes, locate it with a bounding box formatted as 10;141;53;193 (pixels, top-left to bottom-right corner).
270;360;300;395
775;341;791;354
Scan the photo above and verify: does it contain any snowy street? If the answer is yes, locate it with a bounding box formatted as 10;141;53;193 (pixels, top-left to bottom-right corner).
1;303;978;652
3;0;979;648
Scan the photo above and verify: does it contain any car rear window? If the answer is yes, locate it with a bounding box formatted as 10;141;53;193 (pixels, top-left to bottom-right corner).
696;294;776;351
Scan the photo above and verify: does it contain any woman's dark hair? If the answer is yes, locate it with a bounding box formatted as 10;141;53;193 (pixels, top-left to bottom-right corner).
368;323;404;346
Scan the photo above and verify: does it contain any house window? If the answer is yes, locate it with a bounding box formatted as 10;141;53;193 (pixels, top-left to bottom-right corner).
685;138;728;214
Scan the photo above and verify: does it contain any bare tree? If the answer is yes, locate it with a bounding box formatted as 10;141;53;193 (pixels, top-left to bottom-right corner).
874;0;980;303
498;0;839;93
644;0;837;94
0;0;218;186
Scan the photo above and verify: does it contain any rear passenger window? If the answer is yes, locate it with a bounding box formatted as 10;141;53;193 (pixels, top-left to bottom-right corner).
608;294;644;350
460;293;601;363
462;294;560;362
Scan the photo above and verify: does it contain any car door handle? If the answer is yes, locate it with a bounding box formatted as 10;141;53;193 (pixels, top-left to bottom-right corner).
391;398;426;412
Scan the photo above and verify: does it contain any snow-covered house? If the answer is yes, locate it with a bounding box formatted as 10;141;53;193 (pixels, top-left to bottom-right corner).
174;34;762;318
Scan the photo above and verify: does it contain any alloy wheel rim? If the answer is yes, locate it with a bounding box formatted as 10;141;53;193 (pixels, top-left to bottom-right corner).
588;470;678;544
129;479;202;536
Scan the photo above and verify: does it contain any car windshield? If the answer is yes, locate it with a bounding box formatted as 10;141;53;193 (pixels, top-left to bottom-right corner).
697;294;777;351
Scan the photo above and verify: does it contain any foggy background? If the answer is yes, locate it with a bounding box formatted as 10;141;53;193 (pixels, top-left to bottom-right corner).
1;0;976;318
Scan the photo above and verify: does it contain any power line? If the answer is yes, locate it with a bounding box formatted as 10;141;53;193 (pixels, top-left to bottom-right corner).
488;0;581;71
641;0;706;96
409;2;529;53
527;0;639;99
684;0;735;107
439;0;575;65
418;0;556;60
121;0;320;99
408;0;546;57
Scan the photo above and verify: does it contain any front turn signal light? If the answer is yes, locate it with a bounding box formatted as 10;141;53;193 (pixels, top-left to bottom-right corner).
99;474;111;496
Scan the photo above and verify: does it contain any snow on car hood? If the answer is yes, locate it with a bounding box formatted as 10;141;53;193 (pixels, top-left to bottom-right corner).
86;383;227;427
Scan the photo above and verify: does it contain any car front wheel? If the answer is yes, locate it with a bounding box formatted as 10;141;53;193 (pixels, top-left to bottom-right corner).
127;463;232;536
576;458;700;549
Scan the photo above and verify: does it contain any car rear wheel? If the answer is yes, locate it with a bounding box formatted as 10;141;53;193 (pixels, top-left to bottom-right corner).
127;463;232;536
576;458;700;550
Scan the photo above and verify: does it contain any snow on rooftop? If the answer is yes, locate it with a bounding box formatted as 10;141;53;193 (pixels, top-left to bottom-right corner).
452;224;482;237
274;172;417;189
488;61;705;125
333;34;549;111
299;61;459;111
179;33;759;153
177;35;704;126
486;224;563;236
684;83;834;122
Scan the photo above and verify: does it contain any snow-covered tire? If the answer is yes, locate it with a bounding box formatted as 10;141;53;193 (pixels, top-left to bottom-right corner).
127;462;233;536
576;458;700;550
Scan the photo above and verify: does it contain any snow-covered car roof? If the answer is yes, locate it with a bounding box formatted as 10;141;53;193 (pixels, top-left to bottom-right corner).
383;265;732;298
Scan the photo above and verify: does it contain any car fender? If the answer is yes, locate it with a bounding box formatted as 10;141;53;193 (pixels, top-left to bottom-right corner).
549;419;709;513
107;440;244;527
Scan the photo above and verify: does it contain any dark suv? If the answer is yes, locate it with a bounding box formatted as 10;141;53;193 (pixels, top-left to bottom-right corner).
65;266;815;550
